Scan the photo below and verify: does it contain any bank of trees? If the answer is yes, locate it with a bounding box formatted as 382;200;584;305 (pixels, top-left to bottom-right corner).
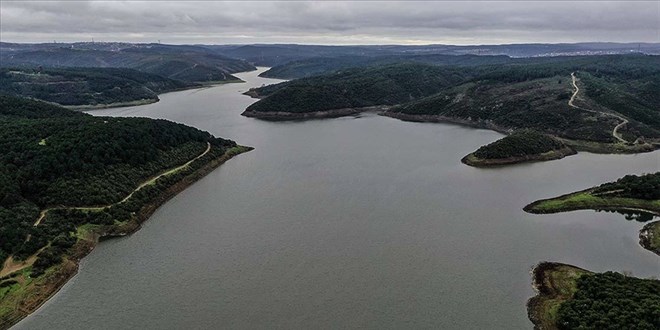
0;67;193;106
557;272;660;329
473;130;566;159
250;55;660;142
0;96;236;273
247;63;470;113
593;172;660;200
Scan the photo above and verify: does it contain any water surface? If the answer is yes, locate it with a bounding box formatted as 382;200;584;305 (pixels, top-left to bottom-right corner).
15;68;659;329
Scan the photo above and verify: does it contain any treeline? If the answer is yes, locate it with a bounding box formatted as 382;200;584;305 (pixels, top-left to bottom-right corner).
0;95;236;271
249;55;660;143
247;63;471;113
557;272;660;329
473;130;566;159
0;43;255;83
592;172;660;200
261;53;660;80
0;67;194;106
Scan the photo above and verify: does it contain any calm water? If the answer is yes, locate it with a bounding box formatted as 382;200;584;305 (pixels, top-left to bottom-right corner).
14;68;659;329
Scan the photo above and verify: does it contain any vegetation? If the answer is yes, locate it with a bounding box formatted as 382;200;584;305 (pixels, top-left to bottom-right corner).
557;272;660;329
473;130;567;159
245;63;470;114
462;130;575;167
0;95;238;272
0;43;255;83
528;263;592;330
525;172;660;215
260;54;513;79
248;55;660;147
209;42;660;67
0;95;251;328
528;262;660;330
524;172;660;255
592;172;660;200
0;67;194;107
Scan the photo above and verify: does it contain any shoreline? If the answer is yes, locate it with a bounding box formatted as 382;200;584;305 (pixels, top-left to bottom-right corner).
242;107;657;156
64;79;245;111
461;146;577;167
241;105;390;121
523;189;660;256
523;188;660;216
0;146;253;330
527;262;591;330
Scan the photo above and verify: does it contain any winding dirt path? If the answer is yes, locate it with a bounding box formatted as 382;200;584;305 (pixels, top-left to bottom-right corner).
569;72;629;143
33;142;211;227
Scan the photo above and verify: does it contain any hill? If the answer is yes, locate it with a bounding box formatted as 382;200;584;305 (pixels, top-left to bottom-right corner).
243;63;471;119
0;43;256;84
206;42;660;67
0;67;195;108
0;96;250;327
247;55;660;153
461;130;576;167
259;54;513;79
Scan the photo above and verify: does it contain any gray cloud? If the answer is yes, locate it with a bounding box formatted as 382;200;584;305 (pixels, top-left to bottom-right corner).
1;1;658;44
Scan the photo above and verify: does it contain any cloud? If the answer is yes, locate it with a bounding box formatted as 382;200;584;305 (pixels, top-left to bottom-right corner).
1;1;658;44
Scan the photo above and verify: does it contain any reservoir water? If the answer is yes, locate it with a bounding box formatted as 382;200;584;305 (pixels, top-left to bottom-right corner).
14;68;659;329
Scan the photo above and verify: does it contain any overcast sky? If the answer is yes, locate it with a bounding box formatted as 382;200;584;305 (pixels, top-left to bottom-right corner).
1;1;658;45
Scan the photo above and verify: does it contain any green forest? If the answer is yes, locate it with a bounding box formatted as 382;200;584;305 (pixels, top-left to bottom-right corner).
556;272;660;329
0;95;236;275
248;55;660;144
473;130;567;159
0;67;194;106
246;63;471;113
592;172;660;200
0;44;255;84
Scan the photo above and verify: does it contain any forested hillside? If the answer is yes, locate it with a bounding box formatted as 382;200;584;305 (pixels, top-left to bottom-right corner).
0;96;237;274
557;272;660;329
247;55;660;146
245;63;471;114
592;172;660;200
259;54;513;79
0;43;255;83
0;67;194;107
473;130;568;159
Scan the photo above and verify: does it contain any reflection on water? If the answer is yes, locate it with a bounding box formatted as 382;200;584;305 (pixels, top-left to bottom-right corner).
598;209;658;223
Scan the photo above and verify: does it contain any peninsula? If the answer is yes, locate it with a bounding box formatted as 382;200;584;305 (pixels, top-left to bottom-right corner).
524;172;660;255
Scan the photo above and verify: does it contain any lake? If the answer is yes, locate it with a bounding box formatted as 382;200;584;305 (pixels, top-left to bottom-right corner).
14;68;659;329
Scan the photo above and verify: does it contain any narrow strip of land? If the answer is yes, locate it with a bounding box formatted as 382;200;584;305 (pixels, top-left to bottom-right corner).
569;72;628;143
